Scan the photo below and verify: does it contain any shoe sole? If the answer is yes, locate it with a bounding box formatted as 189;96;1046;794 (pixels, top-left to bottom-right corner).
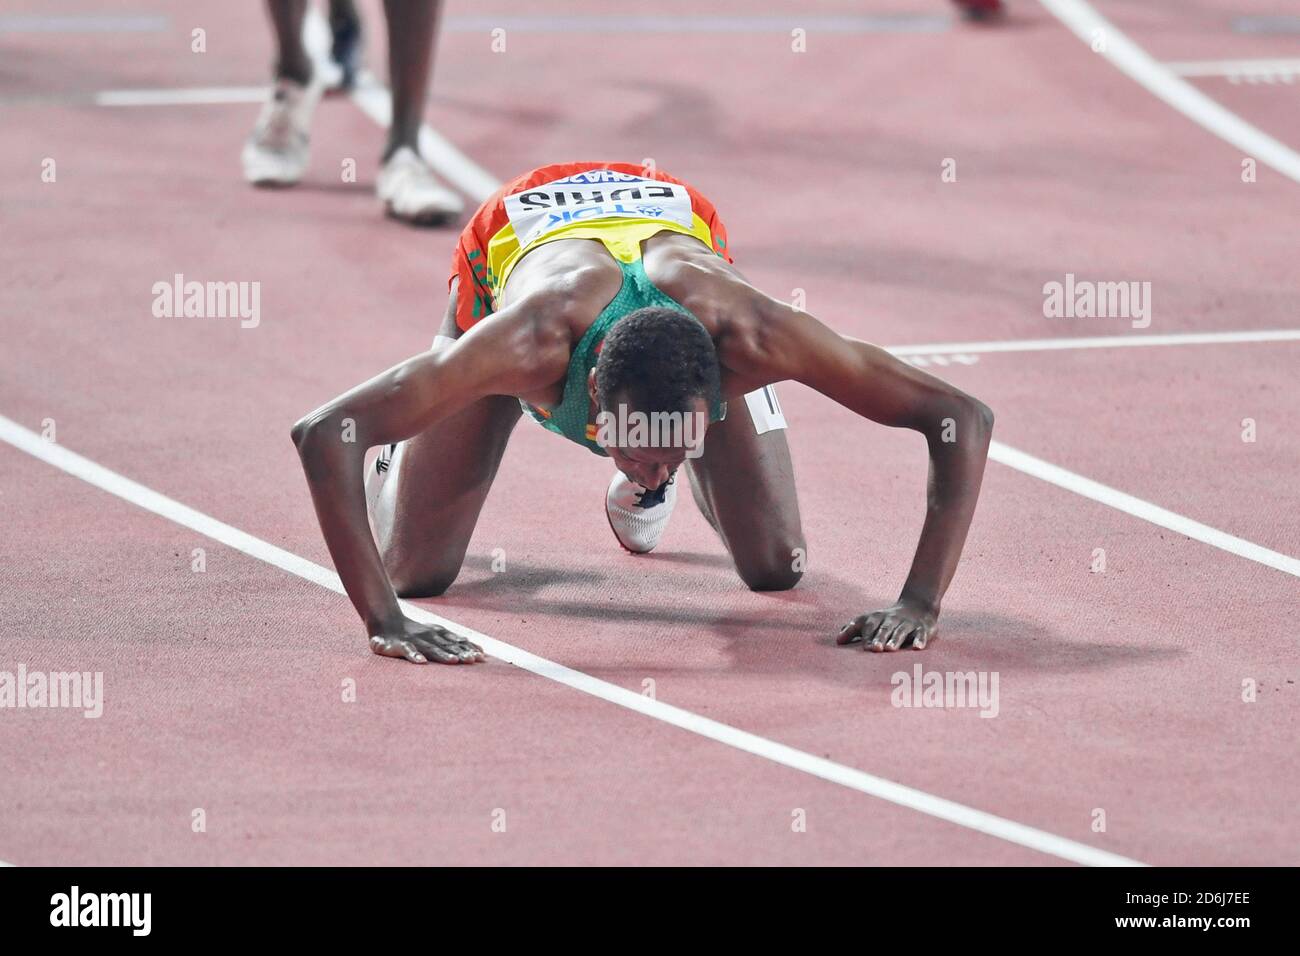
604;504;657;555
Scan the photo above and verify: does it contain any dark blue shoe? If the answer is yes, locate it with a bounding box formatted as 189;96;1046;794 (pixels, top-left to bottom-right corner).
329;14;363;90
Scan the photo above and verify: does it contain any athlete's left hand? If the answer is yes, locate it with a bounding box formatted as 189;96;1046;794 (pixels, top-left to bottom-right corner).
837;599;937;652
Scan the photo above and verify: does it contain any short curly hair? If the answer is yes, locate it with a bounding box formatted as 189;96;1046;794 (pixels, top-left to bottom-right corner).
594;307;721;414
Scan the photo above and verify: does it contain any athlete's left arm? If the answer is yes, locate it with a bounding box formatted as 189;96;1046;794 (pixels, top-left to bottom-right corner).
723;298;994;652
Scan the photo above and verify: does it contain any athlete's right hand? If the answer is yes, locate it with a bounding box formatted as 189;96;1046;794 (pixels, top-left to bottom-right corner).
369;616;486;664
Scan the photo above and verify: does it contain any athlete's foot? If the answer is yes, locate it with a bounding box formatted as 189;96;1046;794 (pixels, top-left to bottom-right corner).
605;472;677;554
241;77;323;187
376;146;464;225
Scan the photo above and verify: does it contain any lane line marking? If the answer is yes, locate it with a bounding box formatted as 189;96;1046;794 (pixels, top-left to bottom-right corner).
1038;0;1300;184
989;441;1300;578
300;6;501;202
0;14;166;33
95;87;267;107
1163;58;1300;80
1232;16;1300;36
348;73;500;203
0;413;1143;868
438;14;951;34
887;328;1300;357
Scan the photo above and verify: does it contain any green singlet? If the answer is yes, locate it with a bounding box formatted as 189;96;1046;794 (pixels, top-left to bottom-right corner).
518;258;727;457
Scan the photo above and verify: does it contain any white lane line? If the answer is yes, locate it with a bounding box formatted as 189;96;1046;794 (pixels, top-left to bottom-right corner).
439;14;951;34
1232;16;1300;36
1038;0;1300;184
887;328;1300;357
0;14;166;33
0;413;1142;868
348;72;500;203
95;87;267;107
299;6;501;203
1164;58;1300;80
990;441;1300;578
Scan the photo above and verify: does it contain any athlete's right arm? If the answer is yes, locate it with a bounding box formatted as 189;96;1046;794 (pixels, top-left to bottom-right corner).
290;293;568;658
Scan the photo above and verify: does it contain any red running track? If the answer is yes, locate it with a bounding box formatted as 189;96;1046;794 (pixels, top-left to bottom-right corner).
1;0;1297;865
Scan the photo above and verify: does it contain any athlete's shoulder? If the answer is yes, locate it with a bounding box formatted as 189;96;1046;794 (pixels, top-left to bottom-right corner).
645;250;795;380
643;238;751;334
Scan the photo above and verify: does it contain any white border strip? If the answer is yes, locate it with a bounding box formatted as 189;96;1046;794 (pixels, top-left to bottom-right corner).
0;413;1142;867
990;441;1300;577
1038;0;1300;184
887;328;1300;357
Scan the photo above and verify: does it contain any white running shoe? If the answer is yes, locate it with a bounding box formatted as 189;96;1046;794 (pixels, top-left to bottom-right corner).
241;78;322;186
605;472;677;554
376;146;464;224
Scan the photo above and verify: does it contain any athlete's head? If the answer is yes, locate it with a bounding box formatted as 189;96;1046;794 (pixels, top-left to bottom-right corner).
587;306;721;490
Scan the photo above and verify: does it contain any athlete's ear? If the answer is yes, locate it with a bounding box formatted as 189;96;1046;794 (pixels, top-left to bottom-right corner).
587;367;598;407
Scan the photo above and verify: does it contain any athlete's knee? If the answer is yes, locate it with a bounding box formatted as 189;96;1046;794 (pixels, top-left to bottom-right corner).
736;538;805;592
384;547;464;599
391;565;459;599
742;564;803;592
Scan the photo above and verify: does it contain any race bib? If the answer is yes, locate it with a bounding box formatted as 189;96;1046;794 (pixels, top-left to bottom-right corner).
503;169;695;247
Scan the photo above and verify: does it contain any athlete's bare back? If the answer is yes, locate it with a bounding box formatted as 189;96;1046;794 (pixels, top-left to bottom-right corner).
442;231;773;413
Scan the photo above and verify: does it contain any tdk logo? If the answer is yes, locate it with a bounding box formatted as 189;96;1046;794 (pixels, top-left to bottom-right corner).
544;203;654;228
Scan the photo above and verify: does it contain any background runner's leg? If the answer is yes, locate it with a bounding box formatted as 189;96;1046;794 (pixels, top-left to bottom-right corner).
381;0;442;161
264;0;313;85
